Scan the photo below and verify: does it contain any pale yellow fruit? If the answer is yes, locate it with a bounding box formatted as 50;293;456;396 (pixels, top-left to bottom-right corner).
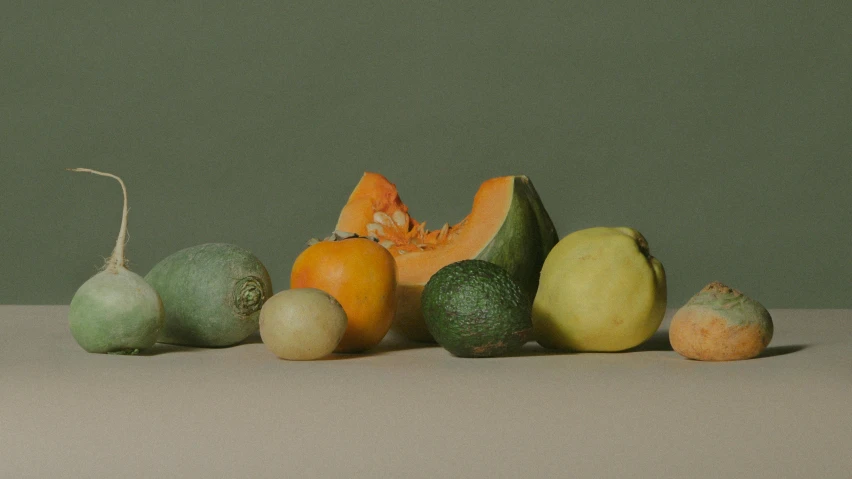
259;288;348;360
532;227;666;351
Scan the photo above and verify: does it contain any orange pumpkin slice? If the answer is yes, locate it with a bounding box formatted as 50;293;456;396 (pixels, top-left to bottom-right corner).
336;173;558;342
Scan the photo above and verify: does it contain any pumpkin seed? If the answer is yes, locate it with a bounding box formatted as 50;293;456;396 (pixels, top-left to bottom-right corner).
437;223;449;240
392;210;408;227
366;223;385;236
373;211;394;226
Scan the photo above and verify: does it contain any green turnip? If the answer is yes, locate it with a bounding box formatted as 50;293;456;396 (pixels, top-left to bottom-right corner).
67;168;164;354
145;243;273;347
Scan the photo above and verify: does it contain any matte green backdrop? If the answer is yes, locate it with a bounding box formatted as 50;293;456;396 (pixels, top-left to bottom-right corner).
2;1;850;306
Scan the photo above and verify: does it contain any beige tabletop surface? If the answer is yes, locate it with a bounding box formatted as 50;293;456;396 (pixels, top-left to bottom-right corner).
1;306;850;478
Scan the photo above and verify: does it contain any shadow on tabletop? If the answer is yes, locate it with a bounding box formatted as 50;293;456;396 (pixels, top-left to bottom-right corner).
335;329;678;359
136;330;809;360
503;329;674;358
501;344;572;358
624;330;674;352
137;343;205;356
135;331;439;358
244;331;440;360
757;344;808;358
137;333;266;356
622;331;808;359
320;333;440;360
503;335;809;360
237;333;263;345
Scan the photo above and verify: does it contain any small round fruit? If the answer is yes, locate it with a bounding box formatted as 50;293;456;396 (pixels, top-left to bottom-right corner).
669;282;773;361
259;288;348;360
421;260;532;358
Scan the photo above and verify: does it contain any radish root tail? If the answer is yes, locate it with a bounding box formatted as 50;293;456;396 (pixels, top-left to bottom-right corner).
67;168;130;271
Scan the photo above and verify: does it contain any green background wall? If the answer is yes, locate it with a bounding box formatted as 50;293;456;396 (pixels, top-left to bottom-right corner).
2;1;850;306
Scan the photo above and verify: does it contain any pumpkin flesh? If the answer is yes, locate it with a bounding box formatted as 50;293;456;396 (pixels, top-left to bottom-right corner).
335;172;557;342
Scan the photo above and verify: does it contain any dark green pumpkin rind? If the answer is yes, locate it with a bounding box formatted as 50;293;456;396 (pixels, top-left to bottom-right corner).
422;260;533;358
145;243;273;347
404;176;557;344
519;176;560;264
475;176;559;301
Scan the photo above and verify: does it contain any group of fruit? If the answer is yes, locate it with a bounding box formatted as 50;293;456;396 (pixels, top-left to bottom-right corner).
67;169;773;361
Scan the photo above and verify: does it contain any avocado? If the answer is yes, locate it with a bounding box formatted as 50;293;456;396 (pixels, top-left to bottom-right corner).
421;260;532;358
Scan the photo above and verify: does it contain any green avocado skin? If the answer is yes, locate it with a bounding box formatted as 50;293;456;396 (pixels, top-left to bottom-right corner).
421;260;532;358
145;243;273;347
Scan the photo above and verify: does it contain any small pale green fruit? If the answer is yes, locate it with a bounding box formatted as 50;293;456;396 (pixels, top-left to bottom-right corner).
259;288;348;360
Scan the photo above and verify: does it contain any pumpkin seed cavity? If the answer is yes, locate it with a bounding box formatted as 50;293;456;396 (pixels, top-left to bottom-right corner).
365;207;460;255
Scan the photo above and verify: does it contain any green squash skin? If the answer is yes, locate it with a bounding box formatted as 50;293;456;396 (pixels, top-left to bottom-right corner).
422;260;533;358
476;176;559;302
145;243;273;347
69;268;165;354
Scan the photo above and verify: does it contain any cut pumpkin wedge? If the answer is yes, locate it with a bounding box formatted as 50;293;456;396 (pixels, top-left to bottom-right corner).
335;172;558;342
